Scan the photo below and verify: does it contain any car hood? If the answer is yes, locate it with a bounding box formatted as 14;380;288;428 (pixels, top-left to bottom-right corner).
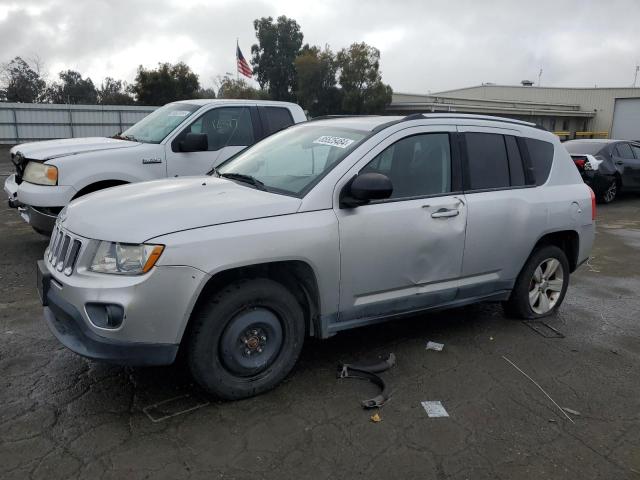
11;137;140;161
61;177;302;243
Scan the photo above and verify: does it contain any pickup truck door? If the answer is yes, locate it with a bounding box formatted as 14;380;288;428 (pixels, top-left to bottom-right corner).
164;105;259;177
335;126;467;326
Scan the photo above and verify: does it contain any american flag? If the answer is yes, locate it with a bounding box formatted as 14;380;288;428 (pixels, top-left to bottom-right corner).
236;45;252;79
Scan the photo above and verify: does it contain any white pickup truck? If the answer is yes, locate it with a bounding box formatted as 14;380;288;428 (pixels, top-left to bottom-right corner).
4;99;306;234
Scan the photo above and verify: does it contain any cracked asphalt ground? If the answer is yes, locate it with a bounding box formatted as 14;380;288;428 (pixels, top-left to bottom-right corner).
1;147;639;480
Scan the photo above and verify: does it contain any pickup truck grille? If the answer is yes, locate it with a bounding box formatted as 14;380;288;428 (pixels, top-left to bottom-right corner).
47;225;83;276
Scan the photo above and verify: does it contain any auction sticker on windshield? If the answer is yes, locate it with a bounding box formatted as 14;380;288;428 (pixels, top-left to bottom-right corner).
313;136;355;149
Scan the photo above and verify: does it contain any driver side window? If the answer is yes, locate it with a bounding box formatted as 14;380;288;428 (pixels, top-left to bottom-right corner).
361;133;452;199
180;107;254;151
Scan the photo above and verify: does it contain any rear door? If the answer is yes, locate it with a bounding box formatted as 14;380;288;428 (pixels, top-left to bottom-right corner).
612;142;637;188
335;126;467;324
456;126;549;298
165;105;259;177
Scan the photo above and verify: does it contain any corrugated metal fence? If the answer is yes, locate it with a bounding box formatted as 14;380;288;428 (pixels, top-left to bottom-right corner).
0;103;158;145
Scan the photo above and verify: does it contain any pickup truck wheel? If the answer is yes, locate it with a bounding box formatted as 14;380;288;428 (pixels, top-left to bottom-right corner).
187;278;305;400
504;245;570;319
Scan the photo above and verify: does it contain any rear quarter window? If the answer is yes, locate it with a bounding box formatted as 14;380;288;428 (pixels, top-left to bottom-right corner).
524;138;554;185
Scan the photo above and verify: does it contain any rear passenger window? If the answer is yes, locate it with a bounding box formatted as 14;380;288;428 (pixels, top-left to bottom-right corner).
465;133;510;190
263;107;294;136
524;138;554;185
505;136;526;186
615;143;634;159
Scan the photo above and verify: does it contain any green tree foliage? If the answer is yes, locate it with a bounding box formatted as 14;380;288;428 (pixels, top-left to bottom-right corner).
194;87;217;99
294;45;342;116
0;57;46;103
216;76;268;99
97;77;134;105
251;16;303;100
46;70;98;104
336;42;393;114
130;62;199;105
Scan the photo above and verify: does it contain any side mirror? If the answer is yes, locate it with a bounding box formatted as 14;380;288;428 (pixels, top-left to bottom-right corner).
340;172;393;208
180;133;208;152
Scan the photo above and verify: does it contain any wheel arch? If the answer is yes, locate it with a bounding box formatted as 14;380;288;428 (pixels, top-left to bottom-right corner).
183;260;322;344
72;179;129;200
530;230;580;273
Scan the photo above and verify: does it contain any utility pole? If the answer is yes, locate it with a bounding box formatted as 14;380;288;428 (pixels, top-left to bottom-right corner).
537;67;543;87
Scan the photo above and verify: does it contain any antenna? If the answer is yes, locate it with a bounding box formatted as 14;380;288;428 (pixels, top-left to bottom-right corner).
538;67;543;87
633;65;639;88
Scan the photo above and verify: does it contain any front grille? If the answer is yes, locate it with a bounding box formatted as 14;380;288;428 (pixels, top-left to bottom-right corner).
47;225;83;276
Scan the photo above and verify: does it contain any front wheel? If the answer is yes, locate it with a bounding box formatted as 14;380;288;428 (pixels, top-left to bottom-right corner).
504;245;570;319
187;278;305;400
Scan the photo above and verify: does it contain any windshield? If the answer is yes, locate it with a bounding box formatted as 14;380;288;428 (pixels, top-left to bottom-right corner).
216;124;368;196
121;103;200;144
564;142;608;155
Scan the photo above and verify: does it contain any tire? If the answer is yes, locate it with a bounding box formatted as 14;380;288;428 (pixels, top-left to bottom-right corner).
504;245;570;319
187;278;305;400
598;178;618;204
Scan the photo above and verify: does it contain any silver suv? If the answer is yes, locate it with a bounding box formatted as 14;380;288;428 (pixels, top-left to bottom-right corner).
38;114;595;399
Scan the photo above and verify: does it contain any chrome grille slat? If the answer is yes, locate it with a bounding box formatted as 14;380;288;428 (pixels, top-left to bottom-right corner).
47;226;83;276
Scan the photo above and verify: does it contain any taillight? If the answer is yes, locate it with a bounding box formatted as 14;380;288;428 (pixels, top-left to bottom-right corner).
572;156;587;170
589;187;596;221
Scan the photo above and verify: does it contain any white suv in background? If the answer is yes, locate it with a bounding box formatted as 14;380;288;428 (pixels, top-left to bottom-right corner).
3;99;306;234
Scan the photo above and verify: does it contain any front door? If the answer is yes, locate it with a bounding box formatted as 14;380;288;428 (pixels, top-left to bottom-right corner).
165;105;256;177
335;127;467;325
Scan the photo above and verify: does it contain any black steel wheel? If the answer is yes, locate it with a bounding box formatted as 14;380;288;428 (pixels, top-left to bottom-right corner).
187;278;305;399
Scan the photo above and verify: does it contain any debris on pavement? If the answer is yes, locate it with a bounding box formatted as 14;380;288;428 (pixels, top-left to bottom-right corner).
143;393;210;423
522;320;565;338
421;401;449;418
338;353;396;409
370;412;382;423
562;407;581;416
502;355;575;424
426;341;444;351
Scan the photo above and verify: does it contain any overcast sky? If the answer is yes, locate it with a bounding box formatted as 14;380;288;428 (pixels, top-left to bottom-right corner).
1;0;640;94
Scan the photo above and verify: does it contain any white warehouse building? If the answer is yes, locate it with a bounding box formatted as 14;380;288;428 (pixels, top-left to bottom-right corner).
388;84;640;141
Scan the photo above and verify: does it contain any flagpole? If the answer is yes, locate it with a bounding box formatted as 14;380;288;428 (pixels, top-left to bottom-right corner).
236;38;239;82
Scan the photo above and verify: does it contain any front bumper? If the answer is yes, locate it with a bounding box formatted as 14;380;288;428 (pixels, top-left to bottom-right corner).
4;174;19;207
39;246;208;366
18;205;58;233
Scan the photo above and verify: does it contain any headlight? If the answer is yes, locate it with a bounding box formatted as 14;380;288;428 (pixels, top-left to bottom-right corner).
23;162;58;185
90;242;164;275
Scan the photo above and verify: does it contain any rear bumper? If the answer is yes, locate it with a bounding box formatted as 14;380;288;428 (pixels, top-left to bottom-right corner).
43;273;179;366
581;171;614;195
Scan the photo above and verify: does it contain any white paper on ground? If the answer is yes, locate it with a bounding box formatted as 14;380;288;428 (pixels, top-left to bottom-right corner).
421;400;449;418
426;341;444;351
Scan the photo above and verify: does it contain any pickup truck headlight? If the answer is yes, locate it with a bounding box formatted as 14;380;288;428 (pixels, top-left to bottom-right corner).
90;242;164;275
23;161;58;185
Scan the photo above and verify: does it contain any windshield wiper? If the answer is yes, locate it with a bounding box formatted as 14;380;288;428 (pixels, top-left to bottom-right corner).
219;172;267;191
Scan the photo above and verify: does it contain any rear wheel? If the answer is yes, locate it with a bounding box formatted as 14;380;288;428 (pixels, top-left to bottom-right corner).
599;178;618;204
504;245;570;319
187;278;305;399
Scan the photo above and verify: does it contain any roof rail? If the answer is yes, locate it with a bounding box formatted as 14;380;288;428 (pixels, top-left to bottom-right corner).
307;114;378;122
397;113;545;130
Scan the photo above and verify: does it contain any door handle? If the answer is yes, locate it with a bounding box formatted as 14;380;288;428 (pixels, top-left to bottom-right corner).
431;208;460;218
615;161;624;165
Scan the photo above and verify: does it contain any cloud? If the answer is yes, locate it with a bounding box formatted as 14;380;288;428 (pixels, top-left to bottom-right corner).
0;0;639;93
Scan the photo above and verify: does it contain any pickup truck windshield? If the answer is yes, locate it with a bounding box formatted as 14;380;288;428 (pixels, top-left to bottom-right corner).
216;125;367;196
121;103;199;144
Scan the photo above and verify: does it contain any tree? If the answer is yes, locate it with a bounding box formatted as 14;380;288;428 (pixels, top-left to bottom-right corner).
215;76;268;99
294;45;342;116
130;62;199;105
0;57;46;103
251;16;303;100
336;42;393;114
194;87;216;99
46;70;98;104
97;77;134;105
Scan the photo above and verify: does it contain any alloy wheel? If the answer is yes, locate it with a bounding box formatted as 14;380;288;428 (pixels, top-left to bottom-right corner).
528;258;565;314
